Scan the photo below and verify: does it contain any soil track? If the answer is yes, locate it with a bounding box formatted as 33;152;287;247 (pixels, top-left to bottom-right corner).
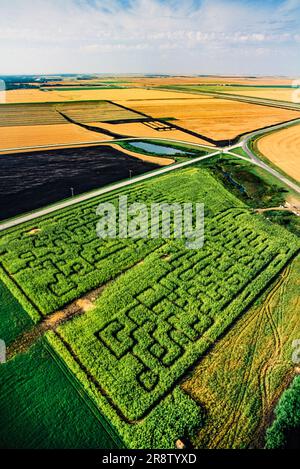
6;285;106;360
182;260;299;449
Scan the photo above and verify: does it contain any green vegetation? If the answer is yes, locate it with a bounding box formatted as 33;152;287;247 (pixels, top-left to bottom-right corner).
0;280;33;345
201;154;287;207
0;339;121;448
1;165;298;448
197;153;300;237
266;376;300;449
115;139;210;161
227;147;251;159
183;255;300;448
49;86;124;91
264;211;300;238
0;166;239;316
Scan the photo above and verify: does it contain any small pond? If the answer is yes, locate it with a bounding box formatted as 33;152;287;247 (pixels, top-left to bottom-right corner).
129;141;190;156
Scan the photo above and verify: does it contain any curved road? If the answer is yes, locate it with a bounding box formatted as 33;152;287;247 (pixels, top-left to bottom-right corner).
241;119;300;194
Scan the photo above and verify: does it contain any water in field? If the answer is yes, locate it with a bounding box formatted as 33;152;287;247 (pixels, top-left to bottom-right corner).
221;170;246;194
129;141;189;155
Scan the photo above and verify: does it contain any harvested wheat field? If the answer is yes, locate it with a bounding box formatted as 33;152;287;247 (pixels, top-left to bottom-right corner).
88;121;212;145
0;102;141;127
122;97;300;141
257;124;300;181
3;87;204;104
223;88;298;103
0;124;110;152
124;76;294;87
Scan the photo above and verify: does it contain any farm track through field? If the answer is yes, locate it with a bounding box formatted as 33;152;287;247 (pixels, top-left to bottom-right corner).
205;265;291;448
255;207;300;216
6;285;104;360
5;247;160;360
210;305;266;448
254;265;300;447
233;267;289;446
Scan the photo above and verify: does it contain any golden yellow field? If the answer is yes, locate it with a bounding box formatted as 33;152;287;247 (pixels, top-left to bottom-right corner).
2;86;300;150
182;257;300;448
89;121;212;145
122;76;295;87
0;124;110;152
121;97;300;141
3;87;206;104
107;143;174;166
257;124;300;181
225;88;297;103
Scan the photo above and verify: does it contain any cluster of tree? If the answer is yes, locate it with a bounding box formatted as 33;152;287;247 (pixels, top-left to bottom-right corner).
266;376;300;449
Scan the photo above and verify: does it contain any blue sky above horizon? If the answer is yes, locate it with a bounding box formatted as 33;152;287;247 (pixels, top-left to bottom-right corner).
0;0;299;75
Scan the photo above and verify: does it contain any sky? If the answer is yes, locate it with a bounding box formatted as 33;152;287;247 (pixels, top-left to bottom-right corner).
0;0;300;76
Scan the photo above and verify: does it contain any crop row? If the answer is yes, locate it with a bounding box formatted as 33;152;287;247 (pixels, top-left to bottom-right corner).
0;167;245;315
1;165;299;448
0;101;141;127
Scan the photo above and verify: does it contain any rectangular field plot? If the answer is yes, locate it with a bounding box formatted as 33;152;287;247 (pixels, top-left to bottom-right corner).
0;101;142;127
0;166;299;448
125;97;300;142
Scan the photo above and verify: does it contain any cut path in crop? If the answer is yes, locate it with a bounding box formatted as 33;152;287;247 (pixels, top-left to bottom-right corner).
6;285;103;360
182;255;300;449
255;206;300;216
6;249;155;361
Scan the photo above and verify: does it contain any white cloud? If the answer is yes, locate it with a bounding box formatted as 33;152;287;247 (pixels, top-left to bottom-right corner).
0;0;299;75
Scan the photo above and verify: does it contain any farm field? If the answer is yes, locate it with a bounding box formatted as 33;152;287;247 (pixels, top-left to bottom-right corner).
1;75;300;452
217;87;295;102
0;144;160;220
256;124;300;182
0;282;120;449
204;86;298;104
164;84;295;102
114;76;295;87
182;255;300;448
3;87;202;104
0;124;110;152
88;121;211;145
123;97;300;142
0;101;142;127
1;0;300;453
156;84;299;104
0;166;299;448
2;88;300;153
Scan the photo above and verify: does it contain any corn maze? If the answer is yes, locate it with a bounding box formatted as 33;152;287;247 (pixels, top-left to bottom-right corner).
0;166;298;448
